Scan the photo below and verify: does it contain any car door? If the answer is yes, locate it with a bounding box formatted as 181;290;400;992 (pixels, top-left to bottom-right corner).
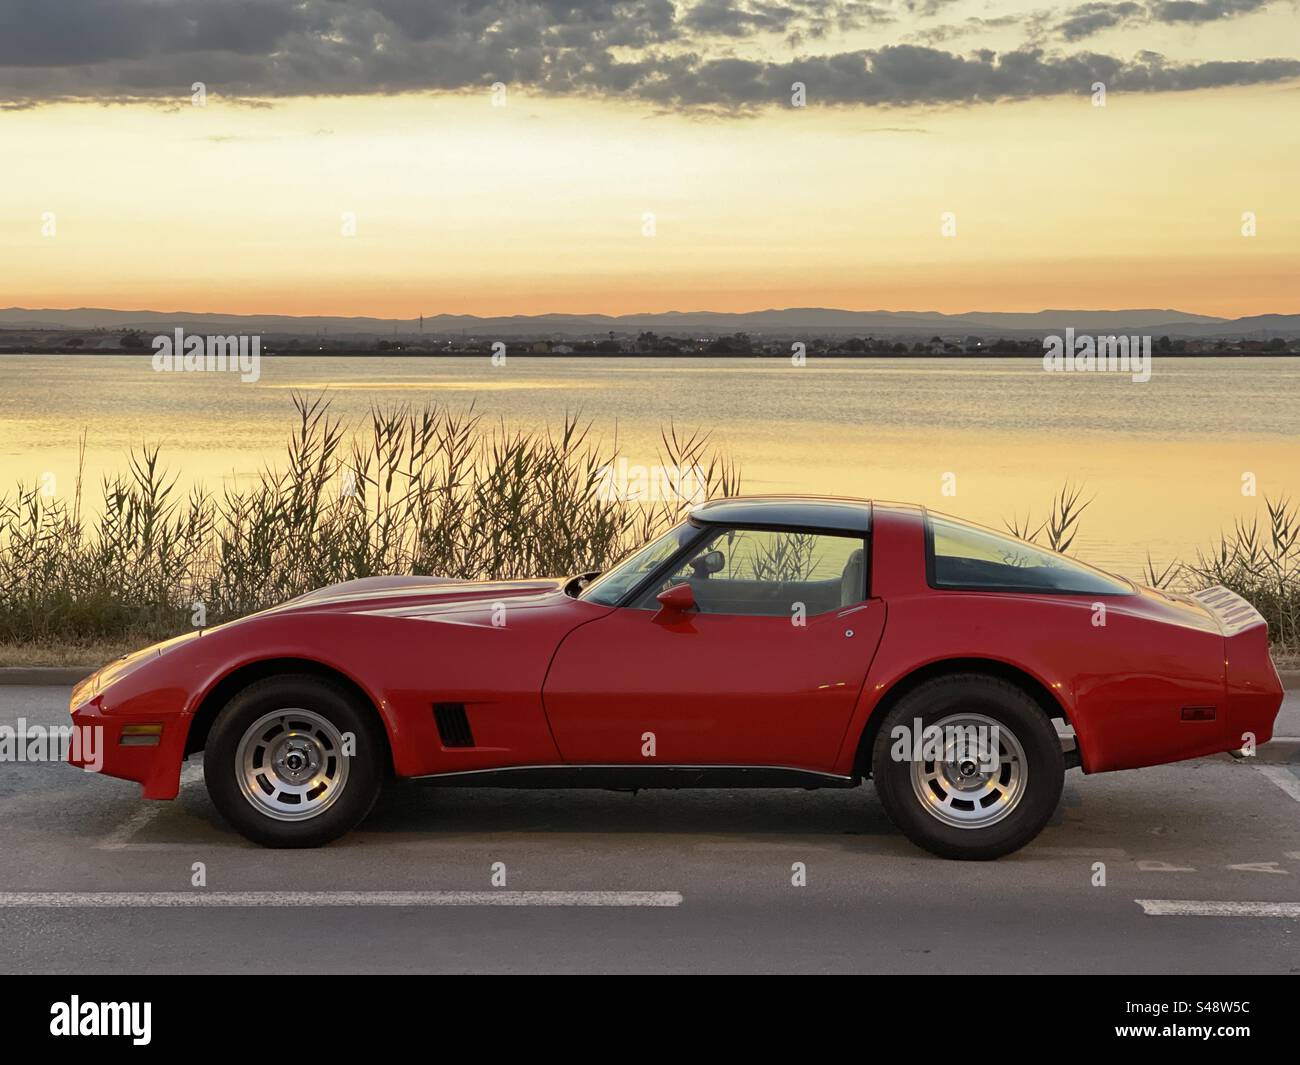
541;526;886;769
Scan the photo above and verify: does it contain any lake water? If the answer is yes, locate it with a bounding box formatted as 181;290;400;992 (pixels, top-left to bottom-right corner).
1;354;1296;579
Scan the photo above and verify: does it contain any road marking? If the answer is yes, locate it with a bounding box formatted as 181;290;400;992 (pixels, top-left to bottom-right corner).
1136;860;1194;872
1254;765;1300;804
0;890;683;908
94;762;204;850
1136;899;1300;918
1227;862;1288;875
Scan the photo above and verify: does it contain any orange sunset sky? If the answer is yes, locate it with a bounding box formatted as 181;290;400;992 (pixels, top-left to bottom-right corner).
2;0;1298;319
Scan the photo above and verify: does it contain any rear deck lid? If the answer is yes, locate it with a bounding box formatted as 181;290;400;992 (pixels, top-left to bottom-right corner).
1185;585;1268;636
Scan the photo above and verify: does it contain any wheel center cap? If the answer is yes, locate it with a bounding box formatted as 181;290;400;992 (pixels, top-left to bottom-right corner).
274;737;319;781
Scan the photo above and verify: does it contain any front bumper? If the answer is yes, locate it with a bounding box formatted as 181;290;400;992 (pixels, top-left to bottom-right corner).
69;692;190;800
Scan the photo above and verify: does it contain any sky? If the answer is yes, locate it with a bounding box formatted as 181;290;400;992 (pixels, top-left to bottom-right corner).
1;0;1298;318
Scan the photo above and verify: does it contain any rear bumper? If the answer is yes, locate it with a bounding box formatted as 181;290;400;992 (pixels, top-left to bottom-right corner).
1190;586;1284;751
1225;631;1284;752
69;694;189;800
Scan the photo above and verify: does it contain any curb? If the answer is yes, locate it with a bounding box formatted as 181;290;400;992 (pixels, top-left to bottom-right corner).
0;666;95;685
1;666;1299;689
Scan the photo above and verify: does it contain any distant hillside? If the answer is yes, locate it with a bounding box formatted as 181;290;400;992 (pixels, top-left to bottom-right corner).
2;305;1298;338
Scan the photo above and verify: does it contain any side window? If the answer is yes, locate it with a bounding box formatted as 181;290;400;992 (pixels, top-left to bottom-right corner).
637;527;867;616
927;515;1132;595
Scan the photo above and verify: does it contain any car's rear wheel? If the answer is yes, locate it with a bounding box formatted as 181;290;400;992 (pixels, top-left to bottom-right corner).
204;674;385;848
870;674;1064;860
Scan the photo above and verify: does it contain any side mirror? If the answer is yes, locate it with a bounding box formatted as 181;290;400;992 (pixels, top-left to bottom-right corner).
654;583;696;615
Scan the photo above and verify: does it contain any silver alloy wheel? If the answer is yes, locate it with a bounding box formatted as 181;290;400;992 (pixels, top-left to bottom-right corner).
235;708;349;822
908;712;1028;830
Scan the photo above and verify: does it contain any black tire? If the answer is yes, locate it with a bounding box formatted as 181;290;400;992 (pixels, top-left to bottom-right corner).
870;673;1064;860
204;674;386;848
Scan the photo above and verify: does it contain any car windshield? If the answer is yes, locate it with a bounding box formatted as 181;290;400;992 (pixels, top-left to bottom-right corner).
928;514;1133;595
579;522;699;606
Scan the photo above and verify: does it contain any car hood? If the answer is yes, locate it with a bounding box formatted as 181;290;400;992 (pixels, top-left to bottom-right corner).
78;576;584;701
254;575;571;619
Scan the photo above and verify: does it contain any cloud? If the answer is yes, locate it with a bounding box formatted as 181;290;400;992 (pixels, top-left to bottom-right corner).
682;0;896;44
0;1;304;66
0;0;1297;110
1151;0;1274;22
662;46;1300;108
899;0;965;15
1056;2;1146;40
1049;0;1282;41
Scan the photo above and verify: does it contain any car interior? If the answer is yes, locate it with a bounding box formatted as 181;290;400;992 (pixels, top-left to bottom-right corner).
641;531;867;616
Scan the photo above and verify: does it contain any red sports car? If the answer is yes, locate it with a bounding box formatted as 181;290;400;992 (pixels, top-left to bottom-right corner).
68;497;1283;859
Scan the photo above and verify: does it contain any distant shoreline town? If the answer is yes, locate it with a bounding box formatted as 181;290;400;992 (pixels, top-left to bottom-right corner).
4;330;1297;358
4;304;1300;357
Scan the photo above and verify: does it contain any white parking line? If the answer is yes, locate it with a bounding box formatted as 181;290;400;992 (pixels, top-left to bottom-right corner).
94;763;204;851
1254;765;1300;804
1135;899;1300;918
0;891;683;908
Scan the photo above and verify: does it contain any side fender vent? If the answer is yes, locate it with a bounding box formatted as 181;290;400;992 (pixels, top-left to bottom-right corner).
434;703;475;748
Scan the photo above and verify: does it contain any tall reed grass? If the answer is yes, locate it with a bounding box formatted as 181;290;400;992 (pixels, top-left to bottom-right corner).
2;401;1296;659
1183;497;1299;652
0;394;739;646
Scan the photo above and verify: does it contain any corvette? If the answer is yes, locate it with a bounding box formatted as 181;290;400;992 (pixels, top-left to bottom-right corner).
68;496;1283;859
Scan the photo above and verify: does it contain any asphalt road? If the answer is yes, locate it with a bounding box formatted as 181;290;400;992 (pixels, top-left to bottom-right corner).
1;686;1297;974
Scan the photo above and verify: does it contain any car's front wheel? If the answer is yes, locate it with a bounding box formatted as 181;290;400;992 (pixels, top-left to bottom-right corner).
870;674;1064;860
204;674;385;847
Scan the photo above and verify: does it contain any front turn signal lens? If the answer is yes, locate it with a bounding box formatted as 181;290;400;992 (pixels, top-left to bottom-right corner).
119;723;164;746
